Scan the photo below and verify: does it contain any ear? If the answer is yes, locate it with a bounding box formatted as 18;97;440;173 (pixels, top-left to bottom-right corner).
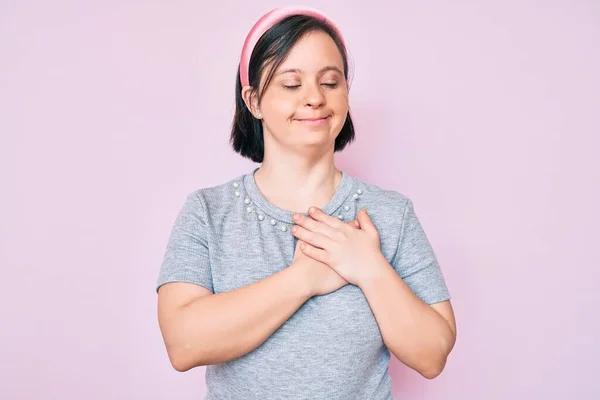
241;86;261;119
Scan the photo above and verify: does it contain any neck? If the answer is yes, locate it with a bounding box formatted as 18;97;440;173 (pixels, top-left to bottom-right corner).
254;151;341;215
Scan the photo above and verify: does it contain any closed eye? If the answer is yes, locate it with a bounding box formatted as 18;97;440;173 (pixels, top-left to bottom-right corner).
283;83;339;90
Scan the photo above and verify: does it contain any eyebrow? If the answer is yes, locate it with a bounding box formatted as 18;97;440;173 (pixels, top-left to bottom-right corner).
275;66;343;76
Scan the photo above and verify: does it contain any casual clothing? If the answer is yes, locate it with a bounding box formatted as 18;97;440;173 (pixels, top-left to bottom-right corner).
157;167;451;399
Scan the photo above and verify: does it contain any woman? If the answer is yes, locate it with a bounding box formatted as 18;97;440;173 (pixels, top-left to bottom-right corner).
156;6;456;399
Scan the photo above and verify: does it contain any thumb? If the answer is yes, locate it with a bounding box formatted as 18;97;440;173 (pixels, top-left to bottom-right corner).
356;208;376;233
347;219;360;229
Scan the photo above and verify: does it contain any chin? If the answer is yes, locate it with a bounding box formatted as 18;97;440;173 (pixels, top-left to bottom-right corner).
295;132;337;148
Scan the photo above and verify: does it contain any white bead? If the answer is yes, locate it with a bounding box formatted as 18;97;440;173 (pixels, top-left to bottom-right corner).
246;207;253;213
281;225;287;232
343;205;350;211
353;193;359;200
270;219;277;226
235;191;240;197
233;182;239;188
258;215;265;221
244;198;251;205
337;215;344;220
357;189;363;195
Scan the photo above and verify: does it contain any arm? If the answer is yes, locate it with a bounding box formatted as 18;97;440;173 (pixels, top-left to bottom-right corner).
361;199;456;379
286;200;456;378
359;259;456;379
158;261;312;372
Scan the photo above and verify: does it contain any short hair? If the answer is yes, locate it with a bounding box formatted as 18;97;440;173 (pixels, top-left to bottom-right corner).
229;14;356;163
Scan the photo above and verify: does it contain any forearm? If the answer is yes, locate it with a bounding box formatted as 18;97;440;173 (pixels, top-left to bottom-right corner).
166;263;312;371
359;256;456;379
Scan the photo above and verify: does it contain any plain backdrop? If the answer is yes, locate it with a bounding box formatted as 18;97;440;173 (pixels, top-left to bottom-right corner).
1;1;599;399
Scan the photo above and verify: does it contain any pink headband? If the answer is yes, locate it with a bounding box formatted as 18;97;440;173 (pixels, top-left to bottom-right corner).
239;5;347;88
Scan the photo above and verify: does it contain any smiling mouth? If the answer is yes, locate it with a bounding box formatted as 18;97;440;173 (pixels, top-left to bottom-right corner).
295;116;330;126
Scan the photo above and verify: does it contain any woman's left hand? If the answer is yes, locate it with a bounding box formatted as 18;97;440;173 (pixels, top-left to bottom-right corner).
291;207;385;287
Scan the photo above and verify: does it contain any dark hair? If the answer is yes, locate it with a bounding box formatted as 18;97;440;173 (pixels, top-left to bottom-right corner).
229;14;356;163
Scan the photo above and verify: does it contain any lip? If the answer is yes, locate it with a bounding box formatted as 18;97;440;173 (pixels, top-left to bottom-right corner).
295;116;330;126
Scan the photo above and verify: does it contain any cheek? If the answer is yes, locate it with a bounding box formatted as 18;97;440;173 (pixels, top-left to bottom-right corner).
262;97;297;121
329;92;349;115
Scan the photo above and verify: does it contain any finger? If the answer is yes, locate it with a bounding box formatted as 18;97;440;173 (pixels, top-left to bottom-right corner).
294;240;307;258
292;212;337;239
291;224;332;249
345;218;359;228
300;241;329;264
356;209;377;234
308;206;347;230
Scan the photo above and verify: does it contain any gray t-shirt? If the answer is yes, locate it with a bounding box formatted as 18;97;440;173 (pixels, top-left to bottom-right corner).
156;167;451;399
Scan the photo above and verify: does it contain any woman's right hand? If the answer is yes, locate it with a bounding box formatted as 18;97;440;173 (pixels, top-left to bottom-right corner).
292;219;358;297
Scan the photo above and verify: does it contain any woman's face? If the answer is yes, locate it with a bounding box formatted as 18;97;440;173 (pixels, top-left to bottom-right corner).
255;30;349;152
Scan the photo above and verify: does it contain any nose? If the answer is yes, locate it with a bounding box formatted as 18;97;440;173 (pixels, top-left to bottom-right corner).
303;82;326;108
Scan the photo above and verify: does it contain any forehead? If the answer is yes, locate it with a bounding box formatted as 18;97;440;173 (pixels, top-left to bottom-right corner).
277;30;344;70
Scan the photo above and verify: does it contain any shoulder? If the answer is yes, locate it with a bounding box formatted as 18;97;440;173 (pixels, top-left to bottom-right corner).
349;175;420;255
177;173;246;222
351;175;413;219
190;175;242;202
352;179;437;238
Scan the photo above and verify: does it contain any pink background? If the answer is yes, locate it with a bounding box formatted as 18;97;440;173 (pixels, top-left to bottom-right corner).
2;1;599;399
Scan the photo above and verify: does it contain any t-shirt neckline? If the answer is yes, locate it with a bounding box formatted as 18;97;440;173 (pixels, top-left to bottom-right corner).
243;167;356;224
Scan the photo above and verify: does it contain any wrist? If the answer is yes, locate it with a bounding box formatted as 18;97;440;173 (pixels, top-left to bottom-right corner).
357;254;391;290
290;260;316;299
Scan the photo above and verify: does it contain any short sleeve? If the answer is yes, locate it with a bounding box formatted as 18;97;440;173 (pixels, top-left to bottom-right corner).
156;192;214;293
391;199;450;305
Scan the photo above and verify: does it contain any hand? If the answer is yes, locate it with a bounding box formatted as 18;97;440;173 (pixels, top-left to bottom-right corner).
292;219;358;297
291;207;384;287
